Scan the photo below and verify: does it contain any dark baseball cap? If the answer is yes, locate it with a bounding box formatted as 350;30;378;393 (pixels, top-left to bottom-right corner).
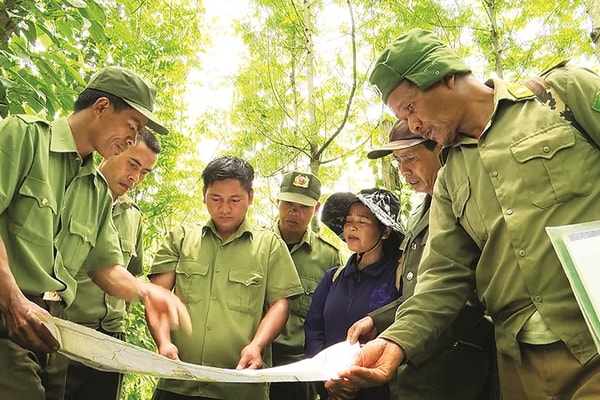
367;120;428;159
277;171;321;207
85;66;169;135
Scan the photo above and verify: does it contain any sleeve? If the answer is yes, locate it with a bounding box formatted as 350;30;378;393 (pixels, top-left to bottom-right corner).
0;116;35;213
265;235;303;304
304;267;336;358
369;297;403;333
546;66;600;149
127;215;144;276
149;225;185;275
84;202;124;271
380;172;477;360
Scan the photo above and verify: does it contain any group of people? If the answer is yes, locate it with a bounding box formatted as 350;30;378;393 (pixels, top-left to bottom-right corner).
1;27;600;400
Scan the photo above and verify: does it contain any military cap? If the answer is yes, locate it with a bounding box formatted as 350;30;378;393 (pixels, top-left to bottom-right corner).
367;120;428;159
369;28;471;103
85;66;169;135
277;171;321;207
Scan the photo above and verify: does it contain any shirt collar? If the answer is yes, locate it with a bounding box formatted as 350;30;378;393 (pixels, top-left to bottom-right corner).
51;117;97;178
273;221;313;251
203;218;254;242
344;253;397;278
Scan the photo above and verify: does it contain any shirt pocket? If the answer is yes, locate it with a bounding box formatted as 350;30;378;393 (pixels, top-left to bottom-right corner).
290;276;319;317
451;178;487;248
175;260;209;304
510;126;592;208
10;175;56;245
226;270;264;314
62;217;97;275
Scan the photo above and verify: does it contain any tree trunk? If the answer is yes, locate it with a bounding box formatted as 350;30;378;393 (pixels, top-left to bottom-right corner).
585;0;600;63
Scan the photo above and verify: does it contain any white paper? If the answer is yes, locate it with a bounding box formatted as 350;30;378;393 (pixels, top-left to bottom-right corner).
41;315;359;382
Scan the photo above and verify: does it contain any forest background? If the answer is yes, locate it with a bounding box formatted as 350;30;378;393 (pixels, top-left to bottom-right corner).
2;0;600;398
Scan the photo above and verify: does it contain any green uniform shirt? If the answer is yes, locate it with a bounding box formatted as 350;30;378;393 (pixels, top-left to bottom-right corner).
271;223;342;364
0;116;123;307
67;194;143;332
382;66;600;364
151;219;303;399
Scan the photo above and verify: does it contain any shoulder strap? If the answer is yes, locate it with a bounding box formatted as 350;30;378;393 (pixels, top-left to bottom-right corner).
521;76;596;149
331;265;345;283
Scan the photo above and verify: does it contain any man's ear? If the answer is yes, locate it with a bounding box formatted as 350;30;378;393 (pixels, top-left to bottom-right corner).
444;74;456;88
92;97;110;115
248;188;254;204
313;202;321;216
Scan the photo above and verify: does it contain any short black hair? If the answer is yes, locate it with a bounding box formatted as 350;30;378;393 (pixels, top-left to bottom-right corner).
73;88;132;113
422;139;438;152
202;156;254;192
138;128;161;154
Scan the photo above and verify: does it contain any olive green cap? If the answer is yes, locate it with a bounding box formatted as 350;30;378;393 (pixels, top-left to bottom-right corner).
369;28;471;103
277;171;321;207
85;66;168;135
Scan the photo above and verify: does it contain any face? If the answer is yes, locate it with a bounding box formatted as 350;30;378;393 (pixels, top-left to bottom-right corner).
393;144;441;196
386;78;460;147
343;203;386;254
99;141;159;198
203;179;253;238
91;98;147;158
278;200;318;236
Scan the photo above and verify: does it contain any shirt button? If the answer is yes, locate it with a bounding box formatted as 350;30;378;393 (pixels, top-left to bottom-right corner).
84;236;88;243
542;146;550;153
506;209;513;215
411;243;417;250
481;143;486;148
75;157;81;162
41;198;48;205
491;171;498;177
519;249;526;256
215;268;220;273
207;325;212;331
212;296;217;301
406;272;414;281
534;296;542;303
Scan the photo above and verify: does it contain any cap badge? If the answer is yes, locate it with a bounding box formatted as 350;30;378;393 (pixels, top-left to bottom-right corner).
293;175;310;188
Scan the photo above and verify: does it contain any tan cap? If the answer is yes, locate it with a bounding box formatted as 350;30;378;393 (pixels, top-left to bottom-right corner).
367;120;427;159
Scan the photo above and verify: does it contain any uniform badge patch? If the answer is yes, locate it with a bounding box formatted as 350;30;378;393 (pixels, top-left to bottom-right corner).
293;174;310;188
593;89;600;112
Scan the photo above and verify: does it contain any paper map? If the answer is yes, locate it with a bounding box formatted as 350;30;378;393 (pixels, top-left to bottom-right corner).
41;315;359;382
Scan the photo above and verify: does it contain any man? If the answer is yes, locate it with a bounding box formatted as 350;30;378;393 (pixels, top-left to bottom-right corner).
270;170;343;400
0;66;189;400
333;28;600;399
328;120;496;400
148;156;304;400
64;128;161;400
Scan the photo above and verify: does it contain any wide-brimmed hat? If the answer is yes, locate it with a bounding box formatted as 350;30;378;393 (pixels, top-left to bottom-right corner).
85;66;169;135
369;28;471;104
367;120;428;159
277;171;321;207
321;188;402;238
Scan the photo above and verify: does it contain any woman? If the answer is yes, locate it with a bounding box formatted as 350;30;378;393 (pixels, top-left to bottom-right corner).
304;188;404;400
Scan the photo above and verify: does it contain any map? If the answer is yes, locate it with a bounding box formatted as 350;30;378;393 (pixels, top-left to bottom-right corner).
41;315;360;382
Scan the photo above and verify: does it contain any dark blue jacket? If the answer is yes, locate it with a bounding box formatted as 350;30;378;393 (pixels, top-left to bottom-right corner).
304;253;400;400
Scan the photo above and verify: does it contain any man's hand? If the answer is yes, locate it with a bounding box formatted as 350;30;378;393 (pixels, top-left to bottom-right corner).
236;342;263;370
1;294;59;353
346;316;378;344
333;338;404;389
157;341;180;360
142;282;192;337
323;378;359;400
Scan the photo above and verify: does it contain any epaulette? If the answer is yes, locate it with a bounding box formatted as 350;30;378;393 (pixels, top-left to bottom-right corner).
538;59;570;77
506;82;535;99
317;231;341;251
14;114;50;126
